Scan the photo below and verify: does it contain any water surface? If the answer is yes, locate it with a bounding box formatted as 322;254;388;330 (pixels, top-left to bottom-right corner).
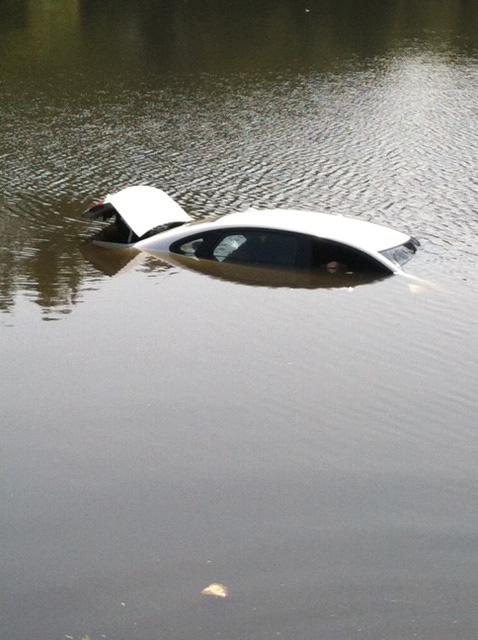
1;2;478;639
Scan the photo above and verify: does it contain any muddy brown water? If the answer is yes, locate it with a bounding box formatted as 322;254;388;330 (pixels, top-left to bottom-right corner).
1;2;478;638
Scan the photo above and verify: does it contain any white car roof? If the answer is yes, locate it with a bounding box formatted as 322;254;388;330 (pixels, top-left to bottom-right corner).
213;208;411;252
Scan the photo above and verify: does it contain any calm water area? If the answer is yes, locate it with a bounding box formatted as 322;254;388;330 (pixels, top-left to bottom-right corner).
2;1;478;638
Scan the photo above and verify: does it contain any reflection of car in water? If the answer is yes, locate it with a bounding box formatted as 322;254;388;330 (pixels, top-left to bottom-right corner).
82;185;420;285
163;252;388;289
79;243;146;277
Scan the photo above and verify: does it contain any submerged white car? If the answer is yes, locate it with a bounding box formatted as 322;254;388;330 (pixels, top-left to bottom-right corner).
83;185;419;276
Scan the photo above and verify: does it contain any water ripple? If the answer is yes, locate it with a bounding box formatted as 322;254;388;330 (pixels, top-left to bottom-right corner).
2;45;478;316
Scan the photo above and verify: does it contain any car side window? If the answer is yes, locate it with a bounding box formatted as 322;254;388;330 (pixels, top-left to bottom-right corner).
213;234;247;262
310;239;388;273
177;237;204;256
211;230;300;267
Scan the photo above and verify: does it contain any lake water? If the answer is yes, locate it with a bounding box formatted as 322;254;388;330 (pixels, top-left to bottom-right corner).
2;1;478;639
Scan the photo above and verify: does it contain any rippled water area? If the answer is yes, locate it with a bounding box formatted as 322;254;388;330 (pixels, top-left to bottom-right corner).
2;1;478;639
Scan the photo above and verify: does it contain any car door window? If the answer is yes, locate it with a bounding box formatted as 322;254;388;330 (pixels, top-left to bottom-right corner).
213;234;248;262
310;239;388;273
212;230;299;267
177;237;204;256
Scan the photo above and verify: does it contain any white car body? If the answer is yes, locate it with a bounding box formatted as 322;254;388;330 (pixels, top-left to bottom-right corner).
83;186;419;275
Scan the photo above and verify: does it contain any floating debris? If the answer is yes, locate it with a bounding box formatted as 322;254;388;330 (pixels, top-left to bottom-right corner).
201;583;229;598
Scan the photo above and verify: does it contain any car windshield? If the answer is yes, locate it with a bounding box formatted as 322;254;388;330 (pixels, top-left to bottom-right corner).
379;238;419;267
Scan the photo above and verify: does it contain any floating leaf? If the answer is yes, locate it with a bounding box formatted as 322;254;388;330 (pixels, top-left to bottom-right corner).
201;583;228;598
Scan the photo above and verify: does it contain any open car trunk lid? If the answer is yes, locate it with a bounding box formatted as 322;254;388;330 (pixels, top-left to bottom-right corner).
83;186;192;238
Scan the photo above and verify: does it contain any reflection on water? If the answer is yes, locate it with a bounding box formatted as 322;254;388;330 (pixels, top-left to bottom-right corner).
3;0;478;75
145;250;390;290
2;1;478;639
79;244;150;278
